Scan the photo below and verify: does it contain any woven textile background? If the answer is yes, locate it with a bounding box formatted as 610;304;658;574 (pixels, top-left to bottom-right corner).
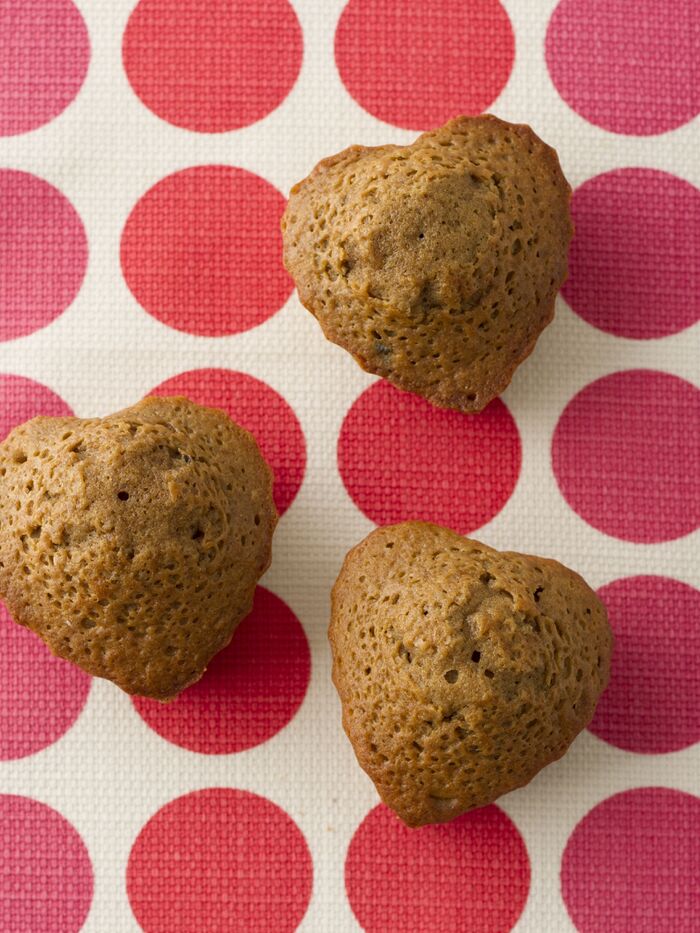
0;0;699;930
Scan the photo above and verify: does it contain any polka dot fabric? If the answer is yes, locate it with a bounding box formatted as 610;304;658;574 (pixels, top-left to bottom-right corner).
120;166;291;337
561;789;700;932
127;788;313;933
552;370;700;543
546;0;700;136
346;804;530;933
588;577;700;754
0;0;90;137
564;169;700;339
0;1;697;930
338;382;521;535
123;0;303;133
0;795;93;933
335;0;515;130
0;170;88;342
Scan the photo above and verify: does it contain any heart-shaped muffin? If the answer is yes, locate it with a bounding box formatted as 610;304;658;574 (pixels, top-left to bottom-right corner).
282;114;572;412
0;396;277;700
330;522;611;827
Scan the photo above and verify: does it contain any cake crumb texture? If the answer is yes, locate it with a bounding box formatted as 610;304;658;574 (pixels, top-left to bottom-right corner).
0;396;277;700
330;522;611;826
282;115;572;412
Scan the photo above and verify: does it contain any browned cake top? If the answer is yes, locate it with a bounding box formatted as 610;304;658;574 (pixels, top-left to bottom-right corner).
283;114;572;412
330;522;611;827
0;396;277;700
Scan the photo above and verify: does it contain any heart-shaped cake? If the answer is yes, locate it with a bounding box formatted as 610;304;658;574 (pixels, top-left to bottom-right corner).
0;396;277;700
282;114;572;412
330;522;611;826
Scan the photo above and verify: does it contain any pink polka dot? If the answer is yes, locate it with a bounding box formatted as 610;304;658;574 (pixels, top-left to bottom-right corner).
151;369;305;515
338;381;521;534
552;370;700;543
133;587;310;754
0;170;88;342
546;0;700;136
563;170;700;339
589;577;700;754
346;803;529;933
0;794;93;932
335;0;514;130
0;602;90;761
121;166;291;337
127;788;312;933
561;788;700;932
0;373;72;442
123;0;302;133
0;0;89;137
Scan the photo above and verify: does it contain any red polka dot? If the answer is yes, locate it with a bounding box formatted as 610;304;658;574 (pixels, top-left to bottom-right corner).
0;603;90;761
133;587;310;754
546;0;700;136
588;577;700;754
0;170;88;342
151;369;305;515
552;370;700;543
123;0;302;133
338;382;520;534
563;170;700;339
0;0;89;137
346;803;529;933
127;788;312;933
335;0;514;130
0;794;93;932
0;373;73;442
561;788;700;932
121;166;291;337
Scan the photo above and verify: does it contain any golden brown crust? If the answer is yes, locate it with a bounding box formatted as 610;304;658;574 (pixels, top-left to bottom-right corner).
282;115;572;412
329;522;611;827
0;396;277;700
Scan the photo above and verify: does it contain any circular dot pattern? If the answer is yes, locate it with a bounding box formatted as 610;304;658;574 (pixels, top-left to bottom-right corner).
127;788;313;933
121;166;291;337
338;381;521;534
0;602;90;761
133;587;310;754
0;794;93;932
0;373;73;442
552;370;700;543
0;0;697;925
561;788;700;932
0;170;88;342
546;0;700;136
335;0;514;130
564;169;700;339
346;803;530;933
588;576;700;754
152;369;305;515
123;0;302;133
0;0;90;137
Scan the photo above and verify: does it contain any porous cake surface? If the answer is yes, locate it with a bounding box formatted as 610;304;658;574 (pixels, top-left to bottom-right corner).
0;396;277;700
330;522;611;826
283;114;572;412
